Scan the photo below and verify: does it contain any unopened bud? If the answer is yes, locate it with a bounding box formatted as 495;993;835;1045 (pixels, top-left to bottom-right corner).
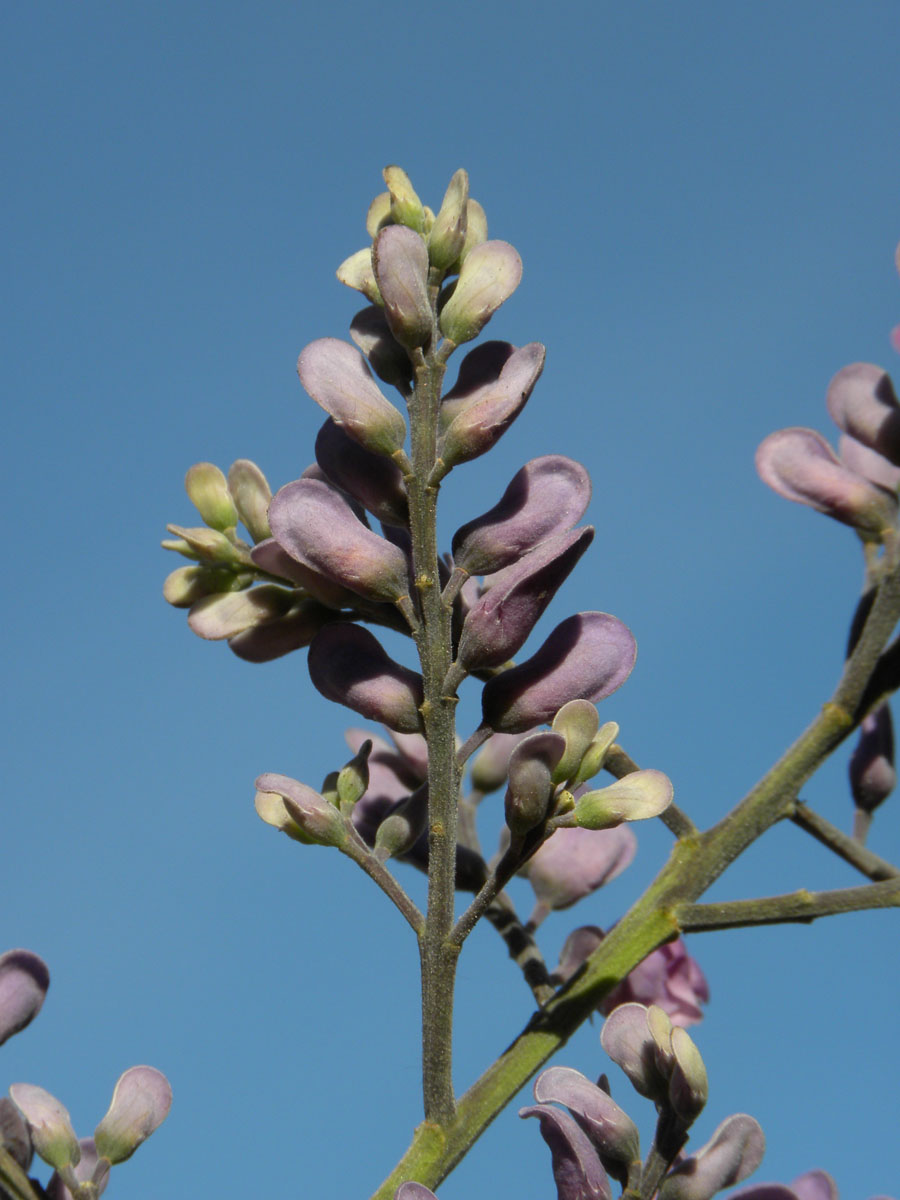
372;226;432;349
187;585;295;640
572;722;620;786
349;306;415;394
0;951;49;1047
667;1025;708;1124
307;623;424;733
337;739;372;809
255;773;348;848
826;362;900;466
454;198;488;268
504;732;566;836
573;770;673;829
439;240;522;345
93;1066;172;1165
336;248;382;305
185;463;238;532
9;1085;80;1172
428;169;469;271
551;700;601;783
383;166;426;233
227;460;272;543
163;565;244;607
164;524;246;566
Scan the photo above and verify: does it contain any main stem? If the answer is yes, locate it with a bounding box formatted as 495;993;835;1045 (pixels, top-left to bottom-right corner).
408;344;459;1124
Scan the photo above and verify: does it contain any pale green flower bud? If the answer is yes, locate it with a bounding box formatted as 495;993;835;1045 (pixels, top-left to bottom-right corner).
255;773;347;848
93;1067;172;1165
185;463;238;532
365;192;392;238
9;1085;80;1172
573;770;673;829
337;739;372;810
383;166;426;233
227;460;272;543
428;169;469;271
337;248;382;305
551;700;600;783
668;1026;708;1123
439;240;522;345
572;722;620;786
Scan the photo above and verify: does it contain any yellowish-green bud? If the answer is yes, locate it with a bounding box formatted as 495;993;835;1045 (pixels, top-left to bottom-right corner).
185;463;238;532
428;169;469;271
383;166;426;232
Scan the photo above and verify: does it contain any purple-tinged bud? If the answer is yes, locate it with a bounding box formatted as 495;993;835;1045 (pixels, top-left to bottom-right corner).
482;612;637;734
350;306;414;394
268;478;410;605
46;1138;109;1200
849;703;895;841
308;623;424;733
366;192;392;238
457;528;594;671
372;226;432;349
658;1114;765;1200
667;1026;708;1123
551;700;601;784
251;538;360;609
337;739;371;809
439;240;522;345
255;772;348;848
315;419;409;527
93;1067;172;1165
437;342;545;473
428;169;469;271
452;456;592;576
163;564;246;608
185;463;238;532
599;1003;671;1105
533;1066;640;1173
524;825;636;915
0;1097;32;1171
9;1085;80;1172
227;460;272;543
519;1104;613;1200
839;434;900;493
755;428;897;537
227;600;334;663
572;723;620;786
453;198;488;269
336;248;382;305
505;732;566;836
383;166;426;233
439;341;515;430
297;338;408;459
394;1185;438;1200
573;770;673;829
0;951;49;1046
187;585;295;640
826;363;900;466
469;731;529;793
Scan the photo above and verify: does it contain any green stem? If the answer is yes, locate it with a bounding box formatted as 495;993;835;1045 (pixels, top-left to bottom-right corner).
0;1150;41;1200
343;833;425;933
676;878;900;931
790;802;900;881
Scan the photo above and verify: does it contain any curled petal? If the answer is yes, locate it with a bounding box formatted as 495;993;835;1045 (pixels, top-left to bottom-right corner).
453;456;592;575
482;613;637;734
755;427;897;535
439;240;522;345
372;225;432;349
297;337;407;458
350;306;414;393
308;623;424;733
315;419;409;527
269;478;410;604
525;825;636;913
93;1067;172;1165
519;1104;612;1200
533;1066;640;1168
0;950;49;1046
458;528;593;670
825;362;900;466
658;1114;766;1200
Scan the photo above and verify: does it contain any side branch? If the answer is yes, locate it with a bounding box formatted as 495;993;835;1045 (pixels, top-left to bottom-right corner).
790;802;900;881
676;878;900;931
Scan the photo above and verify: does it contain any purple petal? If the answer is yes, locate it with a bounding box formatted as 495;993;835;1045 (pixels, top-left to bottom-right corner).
452;456;592;575
187;585;295;640
93;1066;172;1165
296;337;407;458
394;1185;438;1200
372;225;432;349
251;537;361;609
525;825;637;912
0;951;49;1046
659;1114;766;1200
315;418;409;527
755;427;897;535
0;1096;33;1170
227;601;335;662
439;240;523;345
269;478;410;604
826;362;900;466
790;1171;840;1200
439;341;515;430
601;940;709;1028
849;703;895;815
350;306;414;394
308;623;424;733
533;1067;640;1167
469;731;530;793
8;1084;79;1171
838;433;900;492
553;926;605;985
519;1104;612;1200
599;1003;669;1103
482;613;637;734
457;528;594;670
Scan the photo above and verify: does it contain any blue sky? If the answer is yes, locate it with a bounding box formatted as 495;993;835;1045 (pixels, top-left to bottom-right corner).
3;3;899;1198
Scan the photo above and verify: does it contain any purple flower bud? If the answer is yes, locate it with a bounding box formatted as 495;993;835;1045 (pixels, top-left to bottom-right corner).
227;459;272;543
336;248;381;305
372;226;432;349
251;538;361;609
185;462;239;532
755;428;897;536
308;623;424;733
518;1103;612;1200
573;770;674;830
505;732;567;836
452;456;593;576
849;703;895;816
0;951;49;1046
658;1114;766;1200
297;338;407;459
394;1185;438;1200
439;240;523;345
187;585;295;640
93;1066;172;1165
533;1066;640;1170
350;306;414;394
0;1097;33;1171
482;613;637;734
437;343;545;472
269;478;410;605
599;1003;671;1105
838;433;900;493
729;1171;846;1200
439;341;514;429
825;363;900;466
46;1138;109;1200
457;528;594;671
667;1025;708;1123
524;825;636;915
226;600;335;663
255;773;348;848
428;169;469;271
315;419;409;527
9;1084;80;1172
601;938;709;1028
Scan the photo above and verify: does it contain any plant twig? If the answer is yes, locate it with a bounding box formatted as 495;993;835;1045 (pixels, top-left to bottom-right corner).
675;878;900;931
790;801;900;881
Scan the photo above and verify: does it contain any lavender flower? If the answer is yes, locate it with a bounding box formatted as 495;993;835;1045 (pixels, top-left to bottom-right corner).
308;623;424;732
848;702;895;841
523;826;637;925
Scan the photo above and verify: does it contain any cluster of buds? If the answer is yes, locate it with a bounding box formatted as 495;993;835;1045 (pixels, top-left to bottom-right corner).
0;950;170;1199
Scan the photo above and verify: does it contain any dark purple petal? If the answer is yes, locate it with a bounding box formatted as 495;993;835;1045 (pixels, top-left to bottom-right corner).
505;732;567;835
452;456;592;575
659;1114;766;1200
437;342;545;471
439;341;515;430
826;362;900;466
439;240;522;345
0;951;49;1046
533;1066;640;1168
457;528;594;671
373;225;432;349
525;825;636;913
308;623;424;733
296;337;408;458
350;306;414;394
315;418;409;527
482;613;637;734
519;1104;612;1200
93;1067;172;1165
269;478;410;604
755;428;897;535
849;703;895;819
